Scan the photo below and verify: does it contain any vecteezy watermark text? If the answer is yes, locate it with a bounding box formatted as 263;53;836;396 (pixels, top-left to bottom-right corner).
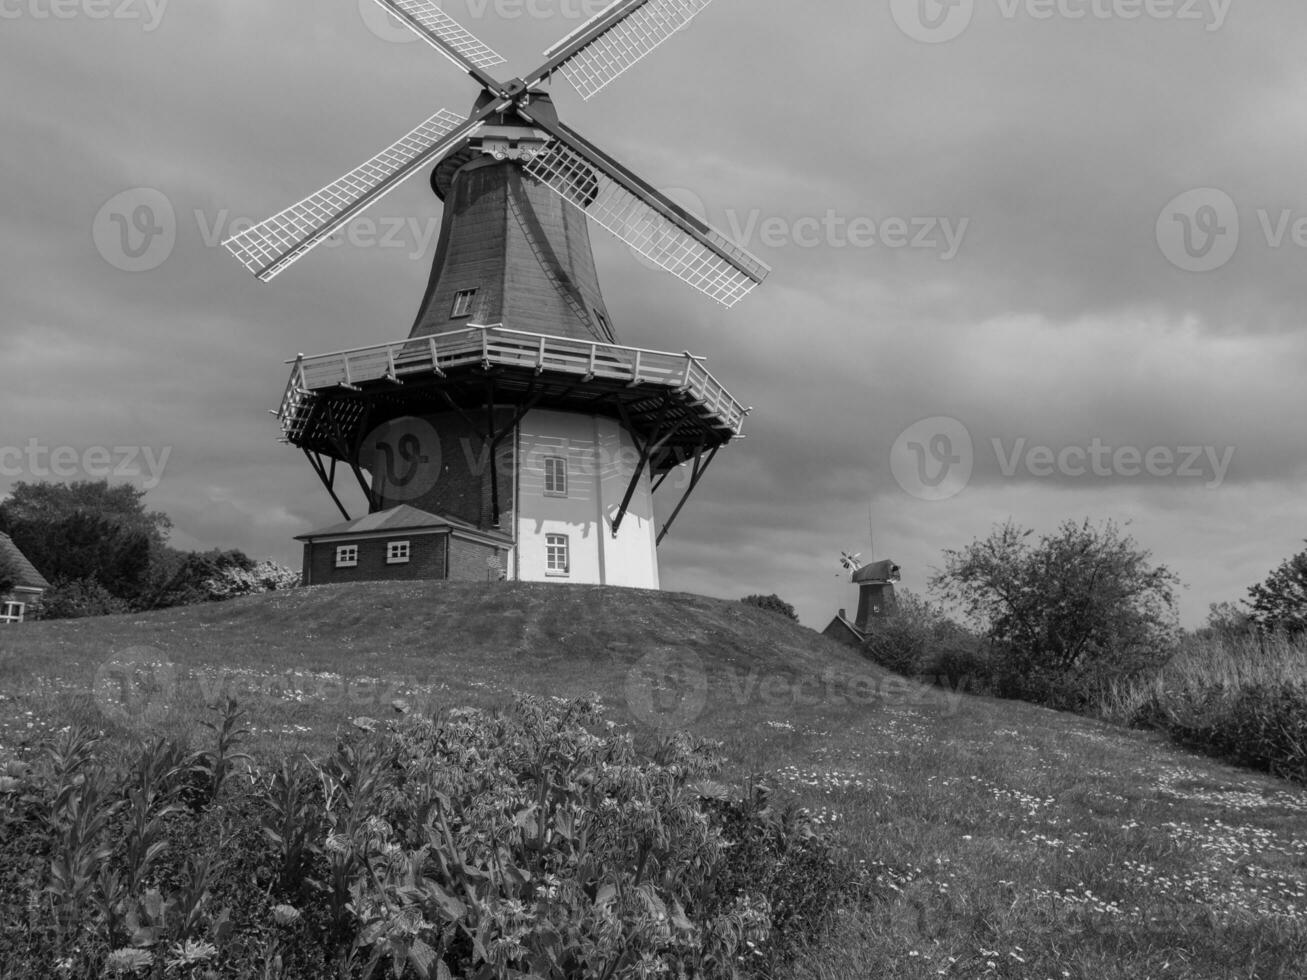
891;416;1235;500
723;209;970;260
0;0;168;31
0;440;171;490
624;649;965;731
891;0;1233;44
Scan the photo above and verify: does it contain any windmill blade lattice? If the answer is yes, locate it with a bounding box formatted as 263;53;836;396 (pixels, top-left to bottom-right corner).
541;0;718;100
524;138;769;306
370;0;506;71
224;109;481;281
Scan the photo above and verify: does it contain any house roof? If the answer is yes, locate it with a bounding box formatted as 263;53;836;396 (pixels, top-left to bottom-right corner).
295;505;512;545
0;532;51;591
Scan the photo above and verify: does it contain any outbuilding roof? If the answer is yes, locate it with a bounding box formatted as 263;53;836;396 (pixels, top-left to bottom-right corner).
295;505;512;545
0;533;51;591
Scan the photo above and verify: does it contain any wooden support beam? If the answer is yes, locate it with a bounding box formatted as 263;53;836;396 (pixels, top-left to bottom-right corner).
323;399;378;513
303;449;351;522
611;396;675;537
657;444;721;546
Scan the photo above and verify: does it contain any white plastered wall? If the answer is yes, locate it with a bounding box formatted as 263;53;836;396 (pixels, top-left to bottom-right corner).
514;409;659;589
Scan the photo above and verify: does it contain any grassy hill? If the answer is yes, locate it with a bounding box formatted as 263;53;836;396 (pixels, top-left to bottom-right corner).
2;583;1306;978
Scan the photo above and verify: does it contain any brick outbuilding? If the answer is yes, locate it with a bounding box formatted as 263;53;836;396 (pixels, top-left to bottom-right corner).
296;505;512;587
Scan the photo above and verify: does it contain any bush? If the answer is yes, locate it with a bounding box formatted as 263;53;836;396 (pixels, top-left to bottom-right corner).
861;591;984;690
740;594;799;622
0;696;870;979
40;577;132;619
204;560;300;600
1102;633;1307;783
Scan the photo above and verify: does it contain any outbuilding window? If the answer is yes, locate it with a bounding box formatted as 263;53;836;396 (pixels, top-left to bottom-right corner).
387;540;411;564
0;601;24;624
335;545;359;568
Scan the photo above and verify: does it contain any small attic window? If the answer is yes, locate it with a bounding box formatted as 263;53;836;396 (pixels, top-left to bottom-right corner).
451;288;478;318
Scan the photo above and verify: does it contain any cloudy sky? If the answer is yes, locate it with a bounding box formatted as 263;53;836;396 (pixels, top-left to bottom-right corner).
2;0;1304;628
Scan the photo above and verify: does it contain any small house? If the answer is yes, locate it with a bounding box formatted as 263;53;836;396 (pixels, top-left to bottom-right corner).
0;532;50;623
296;505;513;587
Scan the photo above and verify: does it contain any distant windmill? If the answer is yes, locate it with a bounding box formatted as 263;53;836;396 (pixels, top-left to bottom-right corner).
223;0;771;589
824;503;901;645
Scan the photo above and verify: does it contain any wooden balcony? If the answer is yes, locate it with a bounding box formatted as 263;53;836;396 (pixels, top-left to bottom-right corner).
277;324;749;473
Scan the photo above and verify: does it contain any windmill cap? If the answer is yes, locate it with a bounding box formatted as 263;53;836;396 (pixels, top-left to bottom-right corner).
852;559;901;584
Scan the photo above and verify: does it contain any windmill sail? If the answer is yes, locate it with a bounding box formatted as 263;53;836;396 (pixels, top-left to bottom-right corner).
541;0;718;100
224;110;481;282
524;132;769;306
370;0;506;71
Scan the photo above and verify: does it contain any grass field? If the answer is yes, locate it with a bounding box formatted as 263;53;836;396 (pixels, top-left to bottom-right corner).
2;582;1305;978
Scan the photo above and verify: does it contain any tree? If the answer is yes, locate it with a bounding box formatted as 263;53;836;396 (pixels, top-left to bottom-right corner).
0;551;17;596
0;480;170;546
1200;601;1257;641
0;481;166;608
1246;542;1307;637
930;519;1180;705
740;594;799;622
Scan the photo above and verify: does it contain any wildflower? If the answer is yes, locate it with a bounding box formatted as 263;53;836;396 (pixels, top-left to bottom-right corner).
272;904;302;926
104;948;154;975
167;940;218;969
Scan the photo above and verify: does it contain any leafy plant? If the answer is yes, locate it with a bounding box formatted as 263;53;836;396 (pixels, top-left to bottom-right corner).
0;696;871;979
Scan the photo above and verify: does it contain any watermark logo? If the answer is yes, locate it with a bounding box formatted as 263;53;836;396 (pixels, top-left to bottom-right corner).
1156;187;1239;272
624;648;709;731
891;416;975;501
622;187;709;275
93;646;176;728
92;188;176;273
361;416;444;503
1157;188;1307;273
94;188;446;273
892;417;1237;497
358;0;419;44
891;0;975;43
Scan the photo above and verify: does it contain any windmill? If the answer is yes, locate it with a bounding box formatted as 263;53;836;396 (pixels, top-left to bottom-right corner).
225;0;770;589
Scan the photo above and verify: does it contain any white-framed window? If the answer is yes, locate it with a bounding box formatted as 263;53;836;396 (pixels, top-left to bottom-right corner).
387;540;411;564
545;534;569;575
1;601;25;624
544;456;568;497
451;288;478;318
335;545;358;568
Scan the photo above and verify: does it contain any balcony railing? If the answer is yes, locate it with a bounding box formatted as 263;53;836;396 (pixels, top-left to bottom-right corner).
279;324;750;436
